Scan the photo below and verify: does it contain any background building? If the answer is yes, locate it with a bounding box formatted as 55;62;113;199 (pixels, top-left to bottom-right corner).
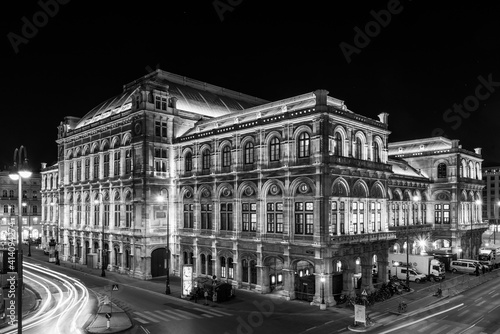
0;170;41;245
482;166;500;245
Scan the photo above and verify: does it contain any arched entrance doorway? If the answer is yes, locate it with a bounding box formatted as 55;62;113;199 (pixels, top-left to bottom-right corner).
294;260;315;302
265;256;284;292
151;248;167;277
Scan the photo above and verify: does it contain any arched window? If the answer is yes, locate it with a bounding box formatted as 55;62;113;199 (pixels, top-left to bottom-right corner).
201;254;206;275
228;258;234;279
202;150;210;170
437;163;447;178
207;255;213;275
222;146;231;167
372;141;380;162
242;259;249;282
269;137;280;162
220;257;226;278
355;137;362;159
334;132;343;156
298;132;310;158
185;152;192;172
244;142;254;164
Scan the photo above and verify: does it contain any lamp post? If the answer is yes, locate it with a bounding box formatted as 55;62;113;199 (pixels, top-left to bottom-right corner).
94;194;106;277
319;275;326;310
473;199;482;259
9;145;32;334
52;202;60;265
156;195;170;295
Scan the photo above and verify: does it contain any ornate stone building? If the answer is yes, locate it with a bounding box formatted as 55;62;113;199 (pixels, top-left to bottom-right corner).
0;170;41;244
44;70;485;305
388;137;487;267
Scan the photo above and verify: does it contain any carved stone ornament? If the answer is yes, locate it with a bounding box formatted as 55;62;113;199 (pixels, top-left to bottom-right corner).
222;188;232;197
299;183;309;194
269;185;280;195
244;187;254;196
185;190;192;198
202;189;211;198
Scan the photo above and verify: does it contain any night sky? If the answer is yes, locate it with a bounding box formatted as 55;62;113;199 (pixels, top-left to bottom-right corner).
2;1;500;171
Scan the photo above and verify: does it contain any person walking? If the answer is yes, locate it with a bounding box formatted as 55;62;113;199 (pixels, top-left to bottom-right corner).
482;265;486;275
204;289;209;306
475;265;480;276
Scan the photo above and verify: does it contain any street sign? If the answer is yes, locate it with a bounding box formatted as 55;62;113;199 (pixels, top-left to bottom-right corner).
112;284;119;291
106;313;112;319
361;289;368;296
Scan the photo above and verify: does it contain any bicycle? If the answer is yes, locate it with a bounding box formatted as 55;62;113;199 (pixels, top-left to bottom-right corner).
398;300;407;313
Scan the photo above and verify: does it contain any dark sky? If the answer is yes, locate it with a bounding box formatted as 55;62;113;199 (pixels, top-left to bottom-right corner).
2;1;500;171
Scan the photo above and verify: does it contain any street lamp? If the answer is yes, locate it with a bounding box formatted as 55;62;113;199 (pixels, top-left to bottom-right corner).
9;145;32;334
156;195;171;295
51;202;60;265
94;193;106;277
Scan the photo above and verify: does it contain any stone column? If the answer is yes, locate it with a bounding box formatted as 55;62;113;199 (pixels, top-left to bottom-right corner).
282;268;295;300
360;264;374;292
259;265;270;293
342;268;355;296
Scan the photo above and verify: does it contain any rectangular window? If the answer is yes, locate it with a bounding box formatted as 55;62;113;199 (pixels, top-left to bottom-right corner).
242;203;257;232
267;202;283;233
94;205;99;226
104;204;110;226
69;206;73;225
85;205;90;225
201;204;212;230
295;202;314;235
220;203;233;230
76;160;81;181
125;149;132;174
183;204;193;228
77;205;81;225
93;156;99;179
103;153;110;178
125;204;132;227
155;120;168;136
114;151;120;176
69;162;74;183
114;204;121;227
84;158;90;180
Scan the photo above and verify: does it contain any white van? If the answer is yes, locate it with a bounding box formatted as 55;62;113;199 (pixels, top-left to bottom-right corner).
393;266;427;283
450;260;478;274
457;259;489;271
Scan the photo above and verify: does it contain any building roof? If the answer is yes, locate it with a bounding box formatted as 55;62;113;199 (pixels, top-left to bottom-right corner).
388;137;454;156
74;69;269;129
388;157;429;179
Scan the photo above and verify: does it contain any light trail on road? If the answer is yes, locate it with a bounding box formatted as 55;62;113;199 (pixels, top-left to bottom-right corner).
0;262;91;334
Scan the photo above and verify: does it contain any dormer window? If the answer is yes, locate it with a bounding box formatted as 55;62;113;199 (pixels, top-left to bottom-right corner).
155;95;167;111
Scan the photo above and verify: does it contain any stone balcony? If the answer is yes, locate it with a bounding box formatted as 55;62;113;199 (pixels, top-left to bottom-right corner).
330;231;397;244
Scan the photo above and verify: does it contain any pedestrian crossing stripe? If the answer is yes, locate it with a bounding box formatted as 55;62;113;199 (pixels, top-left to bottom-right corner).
133;307;232;324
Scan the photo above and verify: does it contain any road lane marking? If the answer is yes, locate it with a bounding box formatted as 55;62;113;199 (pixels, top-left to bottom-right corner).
144;310;171;322
193;307;224;317
205;308;232;316
133;312;159;323
377;303;464;334
155;310;183;320
134;317;149;324
175;309;205;319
